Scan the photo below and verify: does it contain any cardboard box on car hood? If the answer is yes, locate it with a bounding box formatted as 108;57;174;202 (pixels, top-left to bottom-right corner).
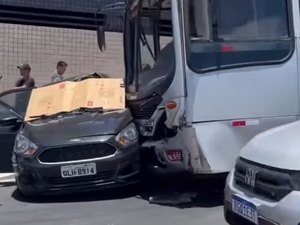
25;78;125;121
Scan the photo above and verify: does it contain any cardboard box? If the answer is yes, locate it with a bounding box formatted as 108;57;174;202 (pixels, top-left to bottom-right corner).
79;79;125;109
25;78;125;121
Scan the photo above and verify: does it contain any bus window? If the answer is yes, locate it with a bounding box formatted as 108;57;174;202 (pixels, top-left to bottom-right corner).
186;0;293;73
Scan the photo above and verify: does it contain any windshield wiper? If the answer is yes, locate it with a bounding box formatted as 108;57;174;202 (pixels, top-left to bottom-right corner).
28;107;121;122
79;108;122;113
28;111;86;122
78;107;104;113
28;113;65;122
140;28;155;60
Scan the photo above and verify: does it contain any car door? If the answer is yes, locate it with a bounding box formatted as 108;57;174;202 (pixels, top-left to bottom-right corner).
0;88;32;172
0;88;32;118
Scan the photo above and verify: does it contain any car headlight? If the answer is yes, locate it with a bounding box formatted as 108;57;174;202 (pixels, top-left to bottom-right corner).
115;123;138;147
14;134;38;156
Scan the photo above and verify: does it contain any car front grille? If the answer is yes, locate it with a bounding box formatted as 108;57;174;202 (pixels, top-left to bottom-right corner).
129;105;157;120
127;101;158;120
45;171;115;187
234;158;292;202
38;143;117;163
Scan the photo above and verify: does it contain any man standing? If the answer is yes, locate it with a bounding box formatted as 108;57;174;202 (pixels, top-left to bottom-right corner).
16;64;35;88
51;61;68;82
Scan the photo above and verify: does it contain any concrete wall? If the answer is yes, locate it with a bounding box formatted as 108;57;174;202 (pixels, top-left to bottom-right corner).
0;24;124;91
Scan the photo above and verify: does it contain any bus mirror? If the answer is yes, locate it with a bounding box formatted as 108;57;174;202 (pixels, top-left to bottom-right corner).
130;0;140;18
97;26;106;52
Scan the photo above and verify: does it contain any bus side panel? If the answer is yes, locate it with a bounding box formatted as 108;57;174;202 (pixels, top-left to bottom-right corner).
190;116;297;173
185;52;299;123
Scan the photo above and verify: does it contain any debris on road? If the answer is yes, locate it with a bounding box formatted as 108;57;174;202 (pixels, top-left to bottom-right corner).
148;192;198;206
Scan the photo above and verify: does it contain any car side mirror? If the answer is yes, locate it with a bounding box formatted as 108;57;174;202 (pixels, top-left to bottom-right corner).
0;117;22;126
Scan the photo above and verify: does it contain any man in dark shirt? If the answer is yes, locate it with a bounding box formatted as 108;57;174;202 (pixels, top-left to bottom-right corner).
16;64;35;88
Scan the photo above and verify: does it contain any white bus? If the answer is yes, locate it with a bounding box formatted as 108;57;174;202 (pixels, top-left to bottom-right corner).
105;0;299;176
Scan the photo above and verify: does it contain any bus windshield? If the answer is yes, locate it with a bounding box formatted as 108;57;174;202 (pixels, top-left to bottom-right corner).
125;0;173;93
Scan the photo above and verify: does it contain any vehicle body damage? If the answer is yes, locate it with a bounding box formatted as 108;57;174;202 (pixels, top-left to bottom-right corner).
0;74;140;195
1;0;299;196
114;0;298;176
14;109;139;195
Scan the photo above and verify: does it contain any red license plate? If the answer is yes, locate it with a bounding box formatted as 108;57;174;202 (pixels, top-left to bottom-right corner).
166;150;183;162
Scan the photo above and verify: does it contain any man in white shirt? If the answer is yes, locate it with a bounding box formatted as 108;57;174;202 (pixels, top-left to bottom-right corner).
51;61;68;82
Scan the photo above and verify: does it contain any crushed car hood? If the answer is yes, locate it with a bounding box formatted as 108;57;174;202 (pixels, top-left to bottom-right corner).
22;109;132;147
240;121;300;171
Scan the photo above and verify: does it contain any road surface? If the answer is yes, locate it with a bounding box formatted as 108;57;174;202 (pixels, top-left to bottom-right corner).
0;181;227;225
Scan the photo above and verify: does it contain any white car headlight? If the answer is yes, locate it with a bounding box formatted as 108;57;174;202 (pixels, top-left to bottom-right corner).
14;134;38;156
115;123;138;147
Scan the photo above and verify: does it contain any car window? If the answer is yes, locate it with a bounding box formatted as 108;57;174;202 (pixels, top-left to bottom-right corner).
0;103;15;120
0;89;32;117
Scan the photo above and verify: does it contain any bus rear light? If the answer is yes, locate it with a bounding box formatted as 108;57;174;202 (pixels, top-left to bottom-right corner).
166;149;183;162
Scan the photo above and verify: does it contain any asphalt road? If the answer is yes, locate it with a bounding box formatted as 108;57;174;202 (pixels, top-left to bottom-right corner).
0;180;227;225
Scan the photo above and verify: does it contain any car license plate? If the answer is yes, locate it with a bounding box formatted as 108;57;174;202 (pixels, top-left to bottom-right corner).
232;195;258;224
61;163;97;178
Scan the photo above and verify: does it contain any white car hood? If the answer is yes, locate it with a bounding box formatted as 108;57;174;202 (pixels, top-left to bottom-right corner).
240;121;300;171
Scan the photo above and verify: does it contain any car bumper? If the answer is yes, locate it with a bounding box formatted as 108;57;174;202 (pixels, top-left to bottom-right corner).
224;170;300;225
14;144;140;195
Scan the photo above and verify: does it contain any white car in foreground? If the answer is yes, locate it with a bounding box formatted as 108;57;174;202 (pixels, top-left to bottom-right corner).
224;121;300;225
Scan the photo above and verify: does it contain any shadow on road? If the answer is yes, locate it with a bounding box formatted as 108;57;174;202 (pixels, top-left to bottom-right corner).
11;184;140;204
137;175;225;209
11;175;226;209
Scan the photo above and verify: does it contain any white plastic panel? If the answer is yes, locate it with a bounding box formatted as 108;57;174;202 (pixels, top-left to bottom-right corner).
185;52;299;122
193;116;296;172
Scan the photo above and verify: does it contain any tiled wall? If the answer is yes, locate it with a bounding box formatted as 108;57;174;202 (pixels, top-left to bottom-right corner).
0;0;125;92
0;24;125;91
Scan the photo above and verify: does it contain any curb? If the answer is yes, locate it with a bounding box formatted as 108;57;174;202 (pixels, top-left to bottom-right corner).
0;173;15;185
